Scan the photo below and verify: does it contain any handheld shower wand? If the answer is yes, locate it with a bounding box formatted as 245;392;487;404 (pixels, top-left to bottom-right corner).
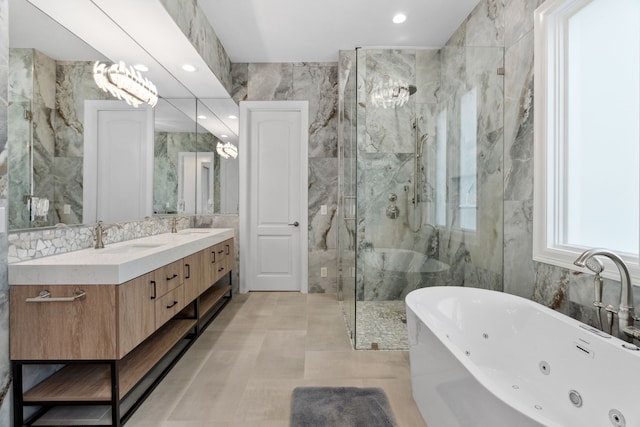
584;256;605;330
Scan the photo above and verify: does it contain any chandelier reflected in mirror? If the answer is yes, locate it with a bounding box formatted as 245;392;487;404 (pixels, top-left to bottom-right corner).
216;141;238;159
93;61;158;108
370;78;417;109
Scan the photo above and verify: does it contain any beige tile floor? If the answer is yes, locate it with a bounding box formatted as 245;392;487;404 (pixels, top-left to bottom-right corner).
126;292;428;427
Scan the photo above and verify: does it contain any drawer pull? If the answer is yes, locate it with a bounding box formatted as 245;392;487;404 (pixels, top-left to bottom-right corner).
166;273;178;281
26;289;86;303
151;280;157;300
185;263;191;279
218;267;225;272
218;249;224;254
166;300;178;309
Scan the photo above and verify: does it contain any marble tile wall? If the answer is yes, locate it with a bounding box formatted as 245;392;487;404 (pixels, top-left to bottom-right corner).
0;0;9;423
232;62;339;293
159;0;232;95
54;61;112;226
7;49;57;229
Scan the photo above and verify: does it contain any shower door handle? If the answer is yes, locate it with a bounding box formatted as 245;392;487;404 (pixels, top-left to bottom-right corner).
288;221;300;227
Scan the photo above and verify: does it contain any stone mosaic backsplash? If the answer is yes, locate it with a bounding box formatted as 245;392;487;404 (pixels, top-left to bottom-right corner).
8;216;186;263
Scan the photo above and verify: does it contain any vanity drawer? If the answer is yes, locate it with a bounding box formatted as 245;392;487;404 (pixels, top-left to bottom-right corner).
10;285;117;360
155;284;185;329
154;260;184;297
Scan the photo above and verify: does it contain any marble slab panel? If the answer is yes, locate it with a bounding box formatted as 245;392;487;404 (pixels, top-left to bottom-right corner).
247;63;293;101
309;158;338;251
505;0;545;49
0;0;9;420
309;249;337;293
293;63;338;158
231;63;248;103
503;31;534;202
159;0;232;94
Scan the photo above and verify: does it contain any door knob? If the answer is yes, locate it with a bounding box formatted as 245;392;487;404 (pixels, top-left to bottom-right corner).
288;221;300;227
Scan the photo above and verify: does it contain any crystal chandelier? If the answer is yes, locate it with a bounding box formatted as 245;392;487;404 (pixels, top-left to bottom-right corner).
216;141;238;159
93;61;158;108
370;78;412;109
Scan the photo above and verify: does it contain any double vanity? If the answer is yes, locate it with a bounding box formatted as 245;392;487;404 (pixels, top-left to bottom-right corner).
8;228;235;427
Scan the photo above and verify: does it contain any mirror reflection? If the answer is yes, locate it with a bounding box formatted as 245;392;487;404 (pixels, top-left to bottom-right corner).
7;0;239;231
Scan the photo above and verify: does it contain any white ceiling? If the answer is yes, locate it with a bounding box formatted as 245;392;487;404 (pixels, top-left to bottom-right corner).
198;0;482;63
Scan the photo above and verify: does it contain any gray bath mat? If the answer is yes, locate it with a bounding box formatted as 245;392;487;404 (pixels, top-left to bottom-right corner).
290;387;398;427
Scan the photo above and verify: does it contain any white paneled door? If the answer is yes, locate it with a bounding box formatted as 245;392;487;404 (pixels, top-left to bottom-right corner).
240;101;308;293
83;101;154;224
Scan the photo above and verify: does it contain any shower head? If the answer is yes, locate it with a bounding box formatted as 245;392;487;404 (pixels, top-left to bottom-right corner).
585;256;604;274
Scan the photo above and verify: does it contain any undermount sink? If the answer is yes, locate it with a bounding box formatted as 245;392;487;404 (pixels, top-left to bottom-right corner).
178;230;214;235
98;243;164;255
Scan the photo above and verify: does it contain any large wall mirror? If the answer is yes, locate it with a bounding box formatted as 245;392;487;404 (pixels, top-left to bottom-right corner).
7;0;239;231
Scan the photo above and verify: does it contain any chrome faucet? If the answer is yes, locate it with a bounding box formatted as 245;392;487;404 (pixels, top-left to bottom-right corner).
170;216;189;233
94;221;123;249
574;248;638;341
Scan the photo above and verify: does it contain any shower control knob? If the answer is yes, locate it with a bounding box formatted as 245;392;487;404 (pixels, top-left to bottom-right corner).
288;221;300;227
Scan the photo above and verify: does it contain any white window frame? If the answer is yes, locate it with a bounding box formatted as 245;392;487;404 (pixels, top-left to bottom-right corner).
533;0;640;284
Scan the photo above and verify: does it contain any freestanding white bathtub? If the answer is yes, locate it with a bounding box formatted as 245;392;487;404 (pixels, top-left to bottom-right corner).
406;286;640;427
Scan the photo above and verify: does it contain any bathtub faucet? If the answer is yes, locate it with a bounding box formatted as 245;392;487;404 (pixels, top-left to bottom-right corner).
574;248;638;342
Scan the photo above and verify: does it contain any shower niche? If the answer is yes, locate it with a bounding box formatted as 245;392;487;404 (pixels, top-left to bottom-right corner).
338;47;504;350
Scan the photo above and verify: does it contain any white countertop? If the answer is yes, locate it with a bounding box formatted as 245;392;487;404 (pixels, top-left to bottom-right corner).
9;228;234;285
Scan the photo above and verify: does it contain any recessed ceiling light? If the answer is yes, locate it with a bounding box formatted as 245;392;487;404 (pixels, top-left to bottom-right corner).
393;13;407;24
221;134;228;138
197;115;207;119
133;64;149;72
228;115;237;119
182;64;197;72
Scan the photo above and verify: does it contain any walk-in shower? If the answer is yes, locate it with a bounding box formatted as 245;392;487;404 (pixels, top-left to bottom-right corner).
338;47;505;350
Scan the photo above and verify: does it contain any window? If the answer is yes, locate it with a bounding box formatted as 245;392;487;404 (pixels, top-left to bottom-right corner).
534;0;640;282
459;88;477;231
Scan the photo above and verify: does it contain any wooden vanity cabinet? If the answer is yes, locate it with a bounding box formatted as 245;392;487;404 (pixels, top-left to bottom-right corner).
118;271;156;358
183;250;206;303
11;237;234;427
207;240;233;285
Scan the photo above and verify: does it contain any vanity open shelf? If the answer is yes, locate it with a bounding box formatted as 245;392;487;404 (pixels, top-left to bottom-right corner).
9;230;234;427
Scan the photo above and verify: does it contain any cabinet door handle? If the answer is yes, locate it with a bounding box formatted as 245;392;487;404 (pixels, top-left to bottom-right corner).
185;263;191;279
166;273;178;281
150;280;157;300
166;300;178;309
212;251;216;263
226;244;230;255
25;289;86;303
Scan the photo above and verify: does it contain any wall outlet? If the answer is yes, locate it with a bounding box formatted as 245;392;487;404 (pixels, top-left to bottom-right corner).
64;204;71;214
321;205;327;215
320;267;327;277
